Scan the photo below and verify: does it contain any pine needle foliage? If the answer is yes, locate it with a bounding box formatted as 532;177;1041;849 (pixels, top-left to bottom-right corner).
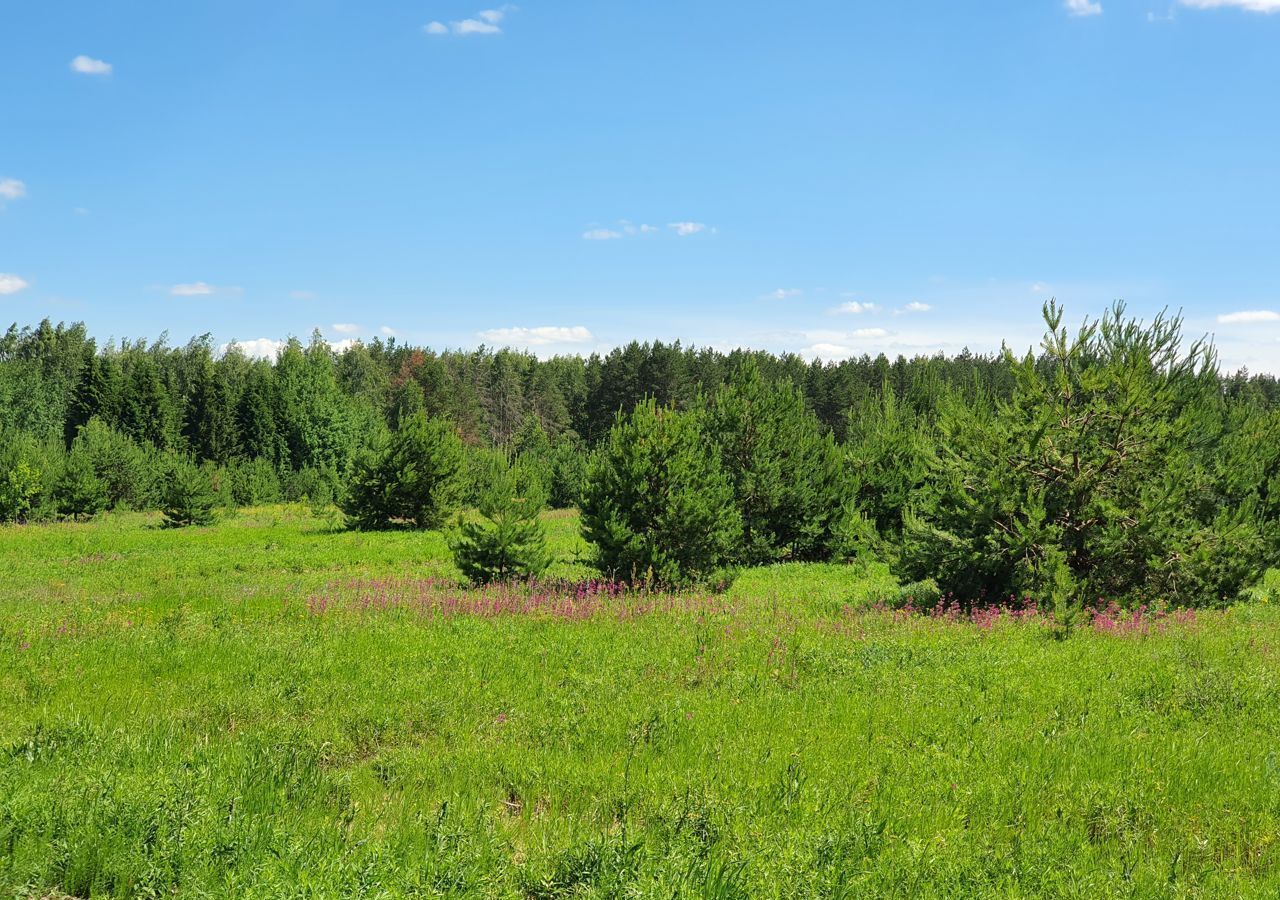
704;361;861;565
162;459;218;528
451;457;552;585
581;399;742;588
903;300;1273;609
341;412;466;530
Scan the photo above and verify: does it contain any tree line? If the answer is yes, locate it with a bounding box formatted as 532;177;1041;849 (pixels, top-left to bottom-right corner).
3;305;1279;608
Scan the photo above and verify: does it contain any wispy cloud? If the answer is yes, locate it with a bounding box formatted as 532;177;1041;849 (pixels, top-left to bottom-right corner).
426;5;516;36
895;301;933;314
1179;0;1280;11
1218;310;1280;324
1065;0;1104;15
669;222;708;237
765;288;803;301
582;220;664;240
169;282;241;297
833;301;878;314
478;325;595;347
331;323;362;334
70;55;113;75
380;326;398;337
0;178;26;204
0;273;30;295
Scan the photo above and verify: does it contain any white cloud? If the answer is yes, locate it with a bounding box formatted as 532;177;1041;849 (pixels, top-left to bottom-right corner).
0;178;26;202
478;325;595;347
765;288;803;301
1065;0;1104;15
1031;282;1049;293
619;221;659;236
669;222;707;237
833;301;878;314
331;323;361;334
171;282;214;296
221;338;285;360
896;301;932;314
0;273;30;295
1218;310;1280;324
426;7;515;35
801;328;893;359
380;326;398;337
454;18;501;33
70;55;113;75
170;282;241;297
220;336;367;359
1179;0;1280;11
808;343;851;357
585;221;663;240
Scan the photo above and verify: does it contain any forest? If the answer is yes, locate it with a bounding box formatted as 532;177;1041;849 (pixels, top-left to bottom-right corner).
3;302;1280;611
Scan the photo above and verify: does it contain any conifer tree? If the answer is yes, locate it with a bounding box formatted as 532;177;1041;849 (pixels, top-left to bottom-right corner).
705;361;859;564
162;459;218;528
580;399;741;587
451;457;551;584
342;412;466;530
55;445;109;519
903;301;1257;609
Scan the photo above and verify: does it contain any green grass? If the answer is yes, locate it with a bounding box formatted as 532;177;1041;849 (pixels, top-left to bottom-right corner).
3;508;1280;898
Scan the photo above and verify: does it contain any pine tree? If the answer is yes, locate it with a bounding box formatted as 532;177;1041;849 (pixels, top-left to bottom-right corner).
55;446;109;519
162;459;218;528
451;458;551;584
903;301;1250;609
580;399;742;587
705;361;859;564
341;412;466;530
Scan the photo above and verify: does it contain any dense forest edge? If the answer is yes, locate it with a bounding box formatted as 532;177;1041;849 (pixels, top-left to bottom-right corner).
3;301;1279;612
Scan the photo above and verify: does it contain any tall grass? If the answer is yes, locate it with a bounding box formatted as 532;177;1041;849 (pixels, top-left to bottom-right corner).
2;508;1279;897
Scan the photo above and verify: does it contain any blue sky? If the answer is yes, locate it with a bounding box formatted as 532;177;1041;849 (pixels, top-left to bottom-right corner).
2;0;1278;369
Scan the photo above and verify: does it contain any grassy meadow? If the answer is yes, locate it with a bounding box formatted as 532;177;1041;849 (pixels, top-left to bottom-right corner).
3;507;1280;898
